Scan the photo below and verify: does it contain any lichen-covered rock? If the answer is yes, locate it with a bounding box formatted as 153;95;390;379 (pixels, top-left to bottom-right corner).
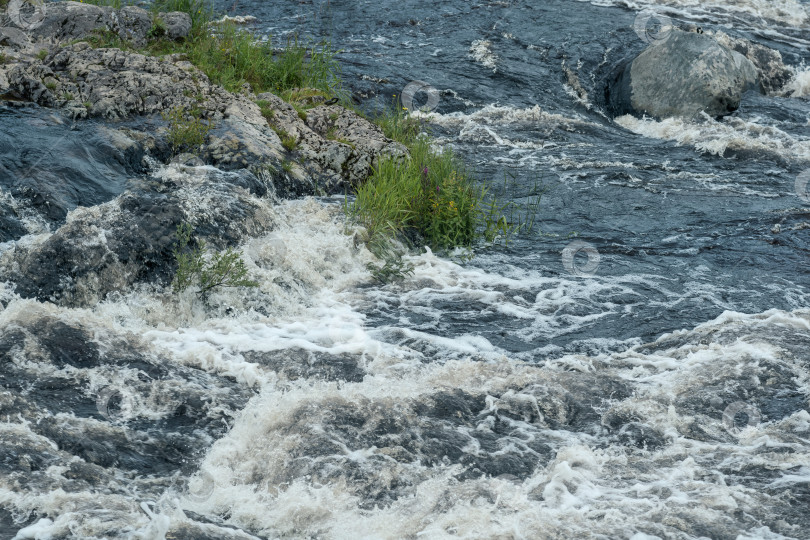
2;1;191;48
0;27;30;50
0;12;409;200
257;92;408;190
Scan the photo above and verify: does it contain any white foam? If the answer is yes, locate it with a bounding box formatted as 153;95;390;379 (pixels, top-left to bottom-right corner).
469;39;498;71
781;65;810;98
615;113;810;161
413;104;599;150
583;0;809;26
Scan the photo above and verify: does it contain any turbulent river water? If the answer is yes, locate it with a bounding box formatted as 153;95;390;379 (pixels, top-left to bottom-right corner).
2;0;810;538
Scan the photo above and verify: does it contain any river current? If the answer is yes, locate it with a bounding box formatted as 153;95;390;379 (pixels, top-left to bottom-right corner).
1;0;809;538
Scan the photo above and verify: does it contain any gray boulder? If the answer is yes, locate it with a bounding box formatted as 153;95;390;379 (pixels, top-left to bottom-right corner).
159;11;192;41
611;29;760;119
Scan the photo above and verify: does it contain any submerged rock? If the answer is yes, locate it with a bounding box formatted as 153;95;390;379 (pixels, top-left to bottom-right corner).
1;167;275;306
610;29;760;119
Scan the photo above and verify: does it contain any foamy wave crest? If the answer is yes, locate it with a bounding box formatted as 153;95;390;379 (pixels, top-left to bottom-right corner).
469;39;498;71
414;104;599;148
616;113;810;161
781;65;810;97
584;0;809;26
181;308;810;538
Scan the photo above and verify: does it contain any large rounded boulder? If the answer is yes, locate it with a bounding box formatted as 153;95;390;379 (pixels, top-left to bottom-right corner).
609;29;760;119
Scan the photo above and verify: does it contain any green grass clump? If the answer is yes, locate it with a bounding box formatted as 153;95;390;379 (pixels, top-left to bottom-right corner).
78;0;126;7
162;106;213;154
172;223;258;298
147;16;166;39
174;23;340;96
347;135;481;252
374;103;422;147
270;125;297;151
36;49;47;60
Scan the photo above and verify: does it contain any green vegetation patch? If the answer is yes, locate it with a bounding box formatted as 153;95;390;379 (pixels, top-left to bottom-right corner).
161;106;213;154
172;223;258;299
347;135;481;252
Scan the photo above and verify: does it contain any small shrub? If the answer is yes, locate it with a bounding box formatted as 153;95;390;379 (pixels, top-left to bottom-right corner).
271;126;297;151
44;81;57;91
62;92;74;101
162;106;213;154
0;53;7;65
281;159;294;173
148;16;166;39
172;223;258;298
36;50;48;61
83;101;92;110
256;100;275;122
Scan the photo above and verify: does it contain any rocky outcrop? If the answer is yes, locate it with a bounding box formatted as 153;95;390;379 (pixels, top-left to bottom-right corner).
609;29;760;119
0;3;411;305
1;1;191;48
256;92;408;191
0;41;408;191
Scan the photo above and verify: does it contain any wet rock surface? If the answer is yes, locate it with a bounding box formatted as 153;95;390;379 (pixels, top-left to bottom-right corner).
609;29;762;119
0;40;408;192
0;165;276;306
